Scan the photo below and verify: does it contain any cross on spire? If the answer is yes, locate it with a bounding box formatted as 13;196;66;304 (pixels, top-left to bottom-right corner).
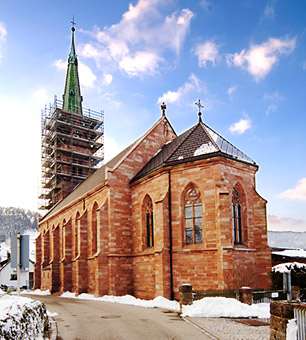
71;16;76;31
195;99;204;122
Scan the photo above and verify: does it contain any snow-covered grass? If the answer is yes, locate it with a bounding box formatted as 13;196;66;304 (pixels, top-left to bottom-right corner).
0;294;48;339
272;261;306;273
60;291;270;318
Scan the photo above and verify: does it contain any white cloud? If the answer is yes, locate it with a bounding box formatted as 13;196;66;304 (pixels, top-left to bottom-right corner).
229;113;251;134
79;1;194;77
227;37;296;82
263;91;284;116
0;22;7;60
262;3;275;20
79;62;97;88
200;0;212;10
0;22;7;42
227;85;237;100
266;104;277;116
194;40;220;67
102;73;113;86
54;59;66;71
157;73;202;104
119;51;162;77
278;178;306;201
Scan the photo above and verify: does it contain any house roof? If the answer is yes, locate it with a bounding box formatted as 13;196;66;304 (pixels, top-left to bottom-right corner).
132;119;257;183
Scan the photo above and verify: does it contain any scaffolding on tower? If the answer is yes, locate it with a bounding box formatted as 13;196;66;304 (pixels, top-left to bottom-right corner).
39;96;104;212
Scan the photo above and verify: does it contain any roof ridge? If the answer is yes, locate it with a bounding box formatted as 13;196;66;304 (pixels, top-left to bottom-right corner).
199;122;220;151
202;121;255;164
110;116;176;172
163;123;199;163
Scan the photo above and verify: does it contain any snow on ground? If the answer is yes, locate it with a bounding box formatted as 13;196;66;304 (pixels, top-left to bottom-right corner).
286;318;298;340
22;289;51;296
60;292;270;318
61;292;180;312
182;297;270;318
272;261;306;273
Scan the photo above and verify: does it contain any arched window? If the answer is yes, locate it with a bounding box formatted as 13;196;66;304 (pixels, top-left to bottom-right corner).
184;184;202;244
232;187;242;244
62;219;66;259
144;196;154;248
91;202;98;255
74;212;80;258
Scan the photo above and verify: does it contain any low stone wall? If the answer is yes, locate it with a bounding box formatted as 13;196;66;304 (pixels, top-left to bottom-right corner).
0;297;49;340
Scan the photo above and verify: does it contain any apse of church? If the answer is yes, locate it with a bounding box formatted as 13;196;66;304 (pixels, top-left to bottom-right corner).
35;26;271;299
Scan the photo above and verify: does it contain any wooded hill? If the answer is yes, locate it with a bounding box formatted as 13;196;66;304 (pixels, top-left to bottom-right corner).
0;207;38;242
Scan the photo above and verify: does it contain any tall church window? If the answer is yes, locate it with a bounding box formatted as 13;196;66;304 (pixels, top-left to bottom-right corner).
232;187;242;244
74;212;80;258
184;184;202;244
91;202;98;255
144;196;154;248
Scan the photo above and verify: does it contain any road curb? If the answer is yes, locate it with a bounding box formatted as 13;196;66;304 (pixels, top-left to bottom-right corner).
49;317;57;340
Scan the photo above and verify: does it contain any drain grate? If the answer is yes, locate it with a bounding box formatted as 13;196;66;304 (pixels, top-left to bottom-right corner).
235;319;269;326
100;315;121;319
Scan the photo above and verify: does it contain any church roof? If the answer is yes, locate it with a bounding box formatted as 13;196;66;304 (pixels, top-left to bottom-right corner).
41;140;138;221
40;115;175;221
132;119;256;183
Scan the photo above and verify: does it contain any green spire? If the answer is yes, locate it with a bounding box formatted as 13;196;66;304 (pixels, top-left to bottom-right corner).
62;22;83;114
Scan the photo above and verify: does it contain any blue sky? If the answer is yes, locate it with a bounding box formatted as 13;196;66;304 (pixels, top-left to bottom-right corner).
0;0;305;232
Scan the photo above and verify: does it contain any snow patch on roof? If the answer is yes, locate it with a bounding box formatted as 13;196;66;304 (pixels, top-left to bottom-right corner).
194;141;217;156
272;249;306;258
272;262;306;273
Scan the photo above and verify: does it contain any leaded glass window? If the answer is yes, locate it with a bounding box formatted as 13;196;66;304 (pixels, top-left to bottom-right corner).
184;185;203;244
232;187;242;244
145;197;154;248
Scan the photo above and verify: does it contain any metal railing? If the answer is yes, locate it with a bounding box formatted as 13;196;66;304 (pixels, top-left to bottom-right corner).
294;305;306;340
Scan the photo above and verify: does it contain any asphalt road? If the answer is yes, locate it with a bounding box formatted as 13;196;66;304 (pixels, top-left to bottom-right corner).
28;294;212;340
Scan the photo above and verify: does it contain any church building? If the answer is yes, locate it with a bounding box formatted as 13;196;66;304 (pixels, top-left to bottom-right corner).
34;26;271;300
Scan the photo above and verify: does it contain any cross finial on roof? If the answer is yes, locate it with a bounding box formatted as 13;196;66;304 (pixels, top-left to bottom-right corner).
161;102;167;117
195;99;204;122
71;16;76;32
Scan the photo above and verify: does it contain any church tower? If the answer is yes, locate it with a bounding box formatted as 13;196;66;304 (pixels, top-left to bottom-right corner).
39;23;104;211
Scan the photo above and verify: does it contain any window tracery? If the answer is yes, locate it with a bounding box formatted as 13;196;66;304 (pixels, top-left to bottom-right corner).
144;196;154;248
184;184;203;244
232;187;242;244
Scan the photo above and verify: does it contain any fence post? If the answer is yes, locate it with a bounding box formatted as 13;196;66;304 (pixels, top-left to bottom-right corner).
292;286;301;302
239;287;253;305
178;284;193;314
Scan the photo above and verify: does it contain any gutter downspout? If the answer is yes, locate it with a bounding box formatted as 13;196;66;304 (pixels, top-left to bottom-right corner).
168;169;174;300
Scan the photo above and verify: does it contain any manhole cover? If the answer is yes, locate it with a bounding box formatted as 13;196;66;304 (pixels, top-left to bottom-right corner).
100;315;121;319
235;319;269;326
